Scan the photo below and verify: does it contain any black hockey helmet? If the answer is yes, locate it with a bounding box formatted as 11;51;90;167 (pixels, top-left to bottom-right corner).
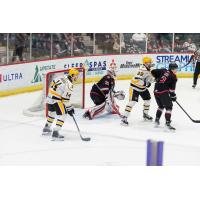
168;62;178;70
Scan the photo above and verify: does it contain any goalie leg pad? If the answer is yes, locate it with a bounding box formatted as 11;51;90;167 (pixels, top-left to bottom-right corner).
87;102;106;119
105;95;121;115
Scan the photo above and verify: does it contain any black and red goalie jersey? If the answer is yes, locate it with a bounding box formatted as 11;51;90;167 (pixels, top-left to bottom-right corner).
90;73;115;105
151;67;177;98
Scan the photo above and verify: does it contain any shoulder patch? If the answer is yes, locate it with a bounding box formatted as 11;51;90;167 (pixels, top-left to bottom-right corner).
105;81;109;86
106;75;111;79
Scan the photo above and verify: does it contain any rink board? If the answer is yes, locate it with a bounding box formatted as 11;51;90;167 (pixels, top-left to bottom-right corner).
0;52;196;97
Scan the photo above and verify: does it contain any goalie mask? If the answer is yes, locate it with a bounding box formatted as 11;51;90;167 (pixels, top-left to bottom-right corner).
107;69;117;78
108;59;117;78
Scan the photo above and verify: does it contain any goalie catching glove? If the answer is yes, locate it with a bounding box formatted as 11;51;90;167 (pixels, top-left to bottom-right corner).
114;90;125;100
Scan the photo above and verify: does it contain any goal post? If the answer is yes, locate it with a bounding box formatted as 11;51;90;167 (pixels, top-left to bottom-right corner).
23;67;85;117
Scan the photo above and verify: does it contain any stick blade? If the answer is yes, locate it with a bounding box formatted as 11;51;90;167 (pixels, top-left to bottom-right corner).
192;120;200;123
81;137;91;142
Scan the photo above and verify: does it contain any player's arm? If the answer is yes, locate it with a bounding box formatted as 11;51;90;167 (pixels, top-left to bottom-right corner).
185;55;194;67
169;77;177;101
144;72;154;88
151;69;162;81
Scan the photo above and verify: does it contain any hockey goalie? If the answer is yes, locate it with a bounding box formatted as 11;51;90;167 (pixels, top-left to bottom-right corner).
83;62;125;120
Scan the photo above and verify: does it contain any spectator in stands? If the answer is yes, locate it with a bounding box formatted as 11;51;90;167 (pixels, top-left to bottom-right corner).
121;34;125;51
182;37;197;52
131;33;146;53
12;33;26;62
147;39;159;52
112;34;120;52
158;39;171;52
131;33;146;42
103;33;114;54
174;36;182;52
76;37;86;53
54;33;71;57
73;38;82;55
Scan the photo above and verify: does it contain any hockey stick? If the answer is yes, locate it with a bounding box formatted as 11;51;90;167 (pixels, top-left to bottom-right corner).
175;100;200;123
71;114;91;141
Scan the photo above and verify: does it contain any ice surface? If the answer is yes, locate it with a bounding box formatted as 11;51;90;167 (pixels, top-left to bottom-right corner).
1;79;200;165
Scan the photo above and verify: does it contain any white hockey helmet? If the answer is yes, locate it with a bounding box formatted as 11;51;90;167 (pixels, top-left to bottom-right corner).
108;59;117;78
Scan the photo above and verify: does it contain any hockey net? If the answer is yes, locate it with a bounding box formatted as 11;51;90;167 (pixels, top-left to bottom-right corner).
23;67;85;117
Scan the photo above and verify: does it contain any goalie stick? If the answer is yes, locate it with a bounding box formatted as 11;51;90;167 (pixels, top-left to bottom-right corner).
175;100;200;123
71;114;91;141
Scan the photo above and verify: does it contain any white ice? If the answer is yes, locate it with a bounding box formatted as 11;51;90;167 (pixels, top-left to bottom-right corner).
1;79;200;165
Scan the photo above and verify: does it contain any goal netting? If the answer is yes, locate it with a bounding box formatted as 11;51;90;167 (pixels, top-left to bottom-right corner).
23;67;85;117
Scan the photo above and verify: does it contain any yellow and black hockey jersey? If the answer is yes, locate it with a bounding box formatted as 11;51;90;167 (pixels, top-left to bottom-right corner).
130;64;154;92
47;75;73;108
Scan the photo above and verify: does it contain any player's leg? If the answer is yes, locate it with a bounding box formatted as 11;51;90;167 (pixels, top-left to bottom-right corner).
18;46;24;61
105;92;120;115
154;95;164;126
85;102;106;119
83;91;106;120
161;94;175;130
51;102;67;140
121;88;138;126
140;89;153;121
12;46;17;62
42;104;56;135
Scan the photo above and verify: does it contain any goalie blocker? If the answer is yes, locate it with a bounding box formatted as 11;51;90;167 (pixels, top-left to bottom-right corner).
83;67;125;120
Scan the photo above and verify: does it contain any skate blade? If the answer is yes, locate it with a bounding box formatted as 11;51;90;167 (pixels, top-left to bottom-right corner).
120;122;128;126
164;127;176;132
143;118;153;122
42;132;52;136
51;137;65;141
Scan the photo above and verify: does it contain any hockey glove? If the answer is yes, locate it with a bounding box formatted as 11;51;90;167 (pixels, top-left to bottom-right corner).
114;90;125;100
146;82;151;88
171;96;177;102
67;107;75;117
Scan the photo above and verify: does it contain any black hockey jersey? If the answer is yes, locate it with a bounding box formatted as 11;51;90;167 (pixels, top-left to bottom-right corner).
91;74;115;98
151;68;177;97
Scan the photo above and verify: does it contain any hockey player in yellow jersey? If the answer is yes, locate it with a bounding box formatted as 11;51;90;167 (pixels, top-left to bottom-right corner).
121;57;154;126
42;68;79;141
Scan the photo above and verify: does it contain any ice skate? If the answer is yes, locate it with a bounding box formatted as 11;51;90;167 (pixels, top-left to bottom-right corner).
154;118;160;128
143;113;153;121
42;124;52;136
51;130;64;141
121;116;129;126
192;84;196;89
165;121;176;131
192;84;196;88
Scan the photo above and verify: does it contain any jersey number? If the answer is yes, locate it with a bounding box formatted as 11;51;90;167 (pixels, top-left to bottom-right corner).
137;71;144;76
51;80;62;90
